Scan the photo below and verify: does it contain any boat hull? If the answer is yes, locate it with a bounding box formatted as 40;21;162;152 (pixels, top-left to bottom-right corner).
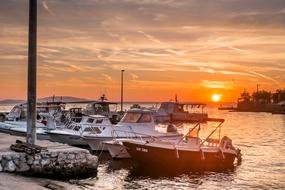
172;113;208;122
84;134;181;152
155;113;208;123
123;142;236;171
0;127;12;134
103;141;130;158
83;137;113;151
9;130;50;141
48;133;88;146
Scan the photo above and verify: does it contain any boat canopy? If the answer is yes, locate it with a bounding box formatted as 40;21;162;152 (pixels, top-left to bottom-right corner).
85;101;117;114
120;109;153;123
159;102;206;114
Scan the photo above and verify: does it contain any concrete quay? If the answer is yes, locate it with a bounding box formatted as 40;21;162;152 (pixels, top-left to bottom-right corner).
0;133;98;178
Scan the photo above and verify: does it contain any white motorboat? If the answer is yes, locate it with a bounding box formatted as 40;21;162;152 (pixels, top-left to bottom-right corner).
0;102;63;139
82;108;182;156
47;115;112;146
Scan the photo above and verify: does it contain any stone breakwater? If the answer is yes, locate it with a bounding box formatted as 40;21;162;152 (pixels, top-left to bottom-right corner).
0;133;98;178
0;148;98;177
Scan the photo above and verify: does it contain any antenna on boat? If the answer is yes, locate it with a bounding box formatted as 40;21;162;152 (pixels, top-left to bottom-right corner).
26;0;37;145
175;94;178;102
120;70;125;112
99;94;107;102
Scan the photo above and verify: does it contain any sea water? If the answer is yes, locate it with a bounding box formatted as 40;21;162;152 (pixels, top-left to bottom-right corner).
0;103;284;189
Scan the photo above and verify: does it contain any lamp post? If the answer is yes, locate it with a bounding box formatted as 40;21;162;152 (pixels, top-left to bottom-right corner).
120;70;125;112
26;0;37;145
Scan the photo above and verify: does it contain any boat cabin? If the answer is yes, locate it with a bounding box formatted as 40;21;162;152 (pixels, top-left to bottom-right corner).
80;115;112;125
120;109;154;124
65;115;112;133
158;102;206;114
155;101;208;122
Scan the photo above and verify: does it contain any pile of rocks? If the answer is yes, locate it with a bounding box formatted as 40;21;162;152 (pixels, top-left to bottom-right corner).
0;148;98;178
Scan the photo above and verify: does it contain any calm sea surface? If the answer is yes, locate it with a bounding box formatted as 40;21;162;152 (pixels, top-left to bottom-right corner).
0;103;284;189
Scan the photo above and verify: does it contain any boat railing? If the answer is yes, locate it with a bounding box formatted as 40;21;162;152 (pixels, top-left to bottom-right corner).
110;129;155;142
61;113;81;130
177;122;201;144
199;119;224;148
175;118;224;148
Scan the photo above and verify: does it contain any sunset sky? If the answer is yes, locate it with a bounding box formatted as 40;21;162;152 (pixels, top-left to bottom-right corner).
0;0;285;102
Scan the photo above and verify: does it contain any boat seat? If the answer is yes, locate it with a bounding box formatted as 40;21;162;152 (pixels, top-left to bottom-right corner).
185;137;202;146
205;138;219;147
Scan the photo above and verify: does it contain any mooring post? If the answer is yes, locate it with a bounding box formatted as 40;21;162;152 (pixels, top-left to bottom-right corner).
120;70;125;112
26;0;37;145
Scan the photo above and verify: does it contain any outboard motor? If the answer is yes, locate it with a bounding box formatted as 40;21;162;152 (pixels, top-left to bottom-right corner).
220;136;235;150
220;136;242;164
167;124;177;133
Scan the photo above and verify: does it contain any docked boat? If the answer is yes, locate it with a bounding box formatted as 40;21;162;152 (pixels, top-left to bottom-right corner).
155;101;208;123
83;108;182;153
218;104;236;110
47;115;112;146
122;119;242;171
0;102;63;134
82;94;123;124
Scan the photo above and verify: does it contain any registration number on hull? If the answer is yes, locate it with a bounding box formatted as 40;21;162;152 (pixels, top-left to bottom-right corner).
136;147;148;152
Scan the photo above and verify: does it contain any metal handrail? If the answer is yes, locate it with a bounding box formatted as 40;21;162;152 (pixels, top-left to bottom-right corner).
111;129;157;139
199;120;224;148
177;122;200;144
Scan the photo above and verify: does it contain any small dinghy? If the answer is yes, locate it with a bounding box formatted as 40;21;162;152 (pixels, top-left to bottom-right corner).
122;119;242;171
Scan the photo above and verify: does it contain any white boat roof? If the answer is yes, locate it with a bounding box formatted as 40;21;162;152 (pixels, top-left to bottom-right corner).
127;108;153;113
87;114;108;118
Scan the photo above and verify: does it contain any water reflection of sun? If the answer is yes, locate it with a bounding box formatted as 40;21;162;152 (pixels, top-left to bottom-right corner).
212;94;221;102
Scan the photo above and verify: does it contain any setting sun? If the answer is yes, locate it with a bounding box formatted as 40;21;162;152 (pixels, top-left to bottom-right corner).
212;94;221;102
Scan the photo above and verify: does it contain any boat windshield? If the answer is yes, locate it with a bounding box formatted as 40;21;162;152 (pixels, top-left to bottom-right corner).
10;106;21;114
121;112;152;123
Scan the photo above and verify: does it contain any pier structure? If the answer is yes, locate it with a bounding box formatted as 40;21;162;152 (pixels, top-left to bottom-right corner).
0;133;98;177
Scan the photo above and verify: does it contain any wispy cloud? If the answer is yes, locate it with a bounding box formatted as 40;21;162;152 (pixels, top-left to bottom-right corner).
200;80;234;89
137;30;162;44
130;73;139;80
165;49;185;56
228;46;251;54
102;73;112;81
42;1;54;16
248;71;282;86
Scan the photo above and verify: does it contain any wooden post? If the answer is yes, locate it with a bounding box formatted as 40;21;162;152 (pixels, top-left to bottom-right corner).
120;70;125;112
26;0;37;145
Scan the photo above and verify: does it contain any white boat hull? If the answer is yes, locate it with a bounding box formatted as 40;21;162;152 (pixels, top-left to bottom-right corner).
48;133;88;146
103;141;130;158
83;137;112;151
9;129;50;141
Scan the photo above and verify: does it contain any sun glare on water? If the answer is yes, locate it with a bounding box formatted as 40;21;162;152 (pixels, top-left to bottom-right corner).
212;94;221;102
